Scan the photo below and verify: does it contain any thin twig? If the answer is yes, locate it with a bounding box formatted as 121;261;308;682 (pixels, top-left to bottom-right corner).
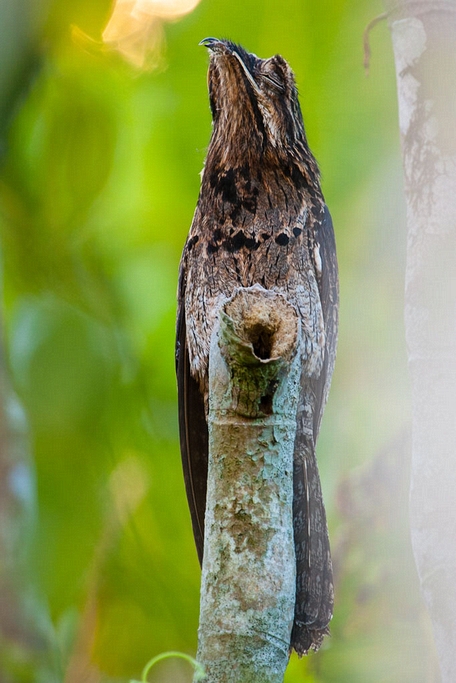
363;13;387;76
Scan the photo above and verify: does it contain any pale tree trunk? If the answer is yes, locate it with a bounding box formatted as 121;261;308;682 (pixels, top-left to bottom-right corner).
384;2;456;680
195;285;301;683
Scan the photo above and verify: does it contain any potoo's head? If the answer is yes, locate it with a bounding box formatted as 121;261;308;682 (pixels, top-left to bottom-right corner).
200;38;312;169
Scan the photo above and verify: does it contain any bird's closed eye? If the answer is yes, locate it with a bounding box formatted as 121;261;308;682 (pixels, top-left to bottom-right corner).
262;73;284;92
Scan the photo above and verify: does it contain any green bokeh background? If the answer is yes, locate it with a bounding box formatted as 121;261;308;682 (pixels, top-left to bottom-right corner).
0;1;440;681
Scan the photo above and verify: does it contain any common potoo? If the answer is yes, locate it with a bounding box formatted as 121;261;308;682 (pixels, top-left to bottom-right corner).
176;38;338;655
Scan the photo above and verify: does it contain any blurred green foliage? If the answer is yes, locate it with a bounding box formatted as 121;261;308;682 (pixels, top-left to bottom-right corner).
0;0;440;681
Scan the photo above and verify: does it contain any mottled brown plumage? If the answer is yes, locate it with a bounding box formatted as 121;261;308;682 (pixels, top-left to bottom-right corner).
176;38;338;655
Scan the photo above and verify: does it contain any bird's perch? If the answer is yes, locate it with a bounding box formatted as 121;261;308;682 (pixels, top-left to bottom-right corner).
195;285;301;683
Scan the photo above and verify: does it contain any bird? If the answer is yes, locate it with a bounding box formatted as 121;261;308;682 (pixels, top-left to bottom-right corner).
176;37;338;655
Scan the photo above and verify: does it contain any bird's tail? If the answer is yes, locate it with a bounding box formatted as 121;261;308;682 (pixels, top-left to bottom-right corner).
291;433;333;655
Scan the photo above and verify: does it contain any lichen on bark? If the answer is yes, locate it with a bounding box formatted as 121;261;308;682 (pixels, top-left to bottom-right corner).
195;285;301;683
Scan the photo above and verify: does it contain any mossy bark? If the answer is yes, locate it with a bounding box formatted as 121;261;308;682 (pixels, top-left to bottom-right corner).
195;285;301;683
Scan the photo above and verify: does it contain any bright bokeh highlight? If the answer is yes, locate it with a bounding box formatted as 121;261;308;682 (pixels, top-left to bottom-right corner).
103;0;202;67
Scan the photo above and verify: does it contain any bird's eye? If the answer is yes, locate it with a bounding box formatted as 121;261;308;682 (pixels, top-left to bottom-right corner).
261;58;286;92
262;73;284;92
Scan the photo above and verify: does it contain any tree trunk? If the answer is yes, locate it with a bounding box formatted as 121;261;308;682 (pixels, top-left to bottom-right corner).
195;285;301;683
385;2;456;680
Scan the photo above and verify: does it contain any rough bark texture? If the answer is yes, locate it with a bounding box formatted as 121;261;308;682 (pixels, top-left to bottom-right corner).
385;2;456;679
195;286;301;683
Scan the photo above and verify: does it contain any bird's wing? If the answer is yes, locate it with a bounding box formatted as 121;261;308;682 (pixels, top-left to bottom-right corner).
176;262;208;565
312;205;339;442
291;205;338;655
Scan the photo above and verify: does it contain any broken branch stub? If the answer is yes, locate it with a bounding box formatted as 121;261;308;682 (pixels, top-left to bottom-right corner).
195;285;301;683
219;286;299;418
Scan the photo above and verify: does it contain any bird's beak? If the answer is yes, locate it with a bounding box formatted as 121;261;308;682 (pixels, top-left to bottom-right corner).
199;37;224;51
199;37;260;94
